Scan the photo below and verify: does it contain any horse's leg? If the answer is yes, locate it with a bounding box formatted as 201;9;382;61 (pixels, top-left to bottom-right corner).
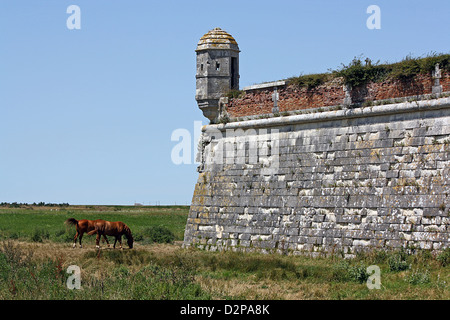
118;236;123;250
79;232;84;248
73;231;79;248
103;235;110;248
113;237;118;249
95;233;101;249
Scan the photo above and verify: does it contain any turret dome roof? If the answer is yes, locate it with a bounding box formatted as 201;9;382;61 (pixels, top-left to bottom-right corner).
196;27;240;52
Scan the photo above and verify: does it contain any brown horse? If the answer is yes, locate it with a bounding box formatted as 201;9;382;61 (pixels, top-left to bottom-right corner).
65;218;134;249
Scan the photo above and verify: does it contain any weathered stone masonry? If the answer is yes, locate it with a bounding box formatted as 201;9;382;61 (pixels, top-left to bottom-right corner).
184;97;450;256
184;28;450;256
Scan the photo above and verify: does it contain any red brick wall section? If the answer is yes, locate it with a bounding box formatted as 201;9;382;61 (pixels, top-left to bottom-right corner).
225;71;449;119
226;80;344;118
279;79;344;113
442;73;450;92
227;89;274;118
351;74;433;103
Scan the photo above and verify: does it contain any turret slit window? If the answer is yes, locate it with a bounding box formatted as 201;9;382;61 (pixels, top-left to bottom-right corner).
231;57;237;89
216;62;220;71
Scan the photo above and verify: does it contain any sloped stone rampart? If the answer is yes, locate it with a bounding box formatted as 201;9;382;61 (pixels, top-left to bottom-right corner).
184;97;450;257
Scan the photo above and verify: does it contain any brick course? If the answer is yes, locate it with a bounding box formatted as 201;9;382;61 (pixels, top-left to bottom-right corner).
225;71;449;119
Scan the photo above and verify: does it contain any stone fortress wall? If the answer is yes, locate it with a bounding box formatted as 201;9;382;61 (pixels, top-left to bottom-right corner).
183;28;450;256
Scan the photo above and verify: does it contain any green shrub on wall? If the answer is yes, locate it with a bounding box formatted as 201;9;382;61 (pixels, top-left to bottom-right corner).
286;53;450;89
226;89;245;99
288;73;330;89
334;53;450;86
332;57;389;87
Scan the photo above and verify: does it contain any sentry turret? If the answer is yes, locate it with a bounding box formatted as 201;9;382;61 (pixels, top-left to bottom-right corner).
195;27;240;122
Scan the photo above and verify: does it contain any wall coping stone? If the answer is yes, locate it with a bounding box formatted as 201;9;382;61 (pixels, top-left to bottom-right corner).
243;80;287;91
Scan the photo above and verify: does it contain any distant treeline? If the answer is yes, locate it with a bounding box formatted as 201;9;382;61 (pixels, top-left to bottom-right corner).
0;202;70;208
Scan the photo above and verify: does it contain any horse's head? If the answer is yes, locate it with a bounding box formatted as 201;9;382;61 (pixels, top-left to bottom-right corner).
124;226;134;249
127;235;134;249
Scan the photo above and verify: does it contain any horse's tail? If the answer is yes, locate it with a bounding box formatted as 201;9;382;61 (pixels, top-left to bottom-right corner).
87;229;98;236
65;218;78;227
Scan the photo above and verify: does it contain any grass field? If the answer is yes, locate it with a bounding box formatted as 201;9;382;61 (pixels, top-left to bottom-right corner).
0;205;189;244
0;205;448;300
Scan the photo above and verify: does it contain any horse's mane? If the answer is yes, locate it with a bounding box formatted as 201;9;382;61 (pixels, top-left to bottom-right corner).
123;224;133;239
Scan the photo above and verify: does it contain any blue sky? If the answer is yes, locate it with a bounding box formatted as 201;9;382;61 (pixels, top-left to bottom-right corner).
0;0;449;205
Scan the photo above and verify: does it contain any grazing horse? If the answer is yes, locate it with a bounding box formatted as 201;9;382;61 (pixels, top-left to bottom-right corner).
65;218;134;249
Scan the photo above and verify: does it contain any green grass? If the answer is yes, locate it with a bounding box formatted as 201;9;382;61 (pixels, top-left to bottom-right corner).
0;205;189;244
0;241;209;300
0;206;448;300
0;239;448;300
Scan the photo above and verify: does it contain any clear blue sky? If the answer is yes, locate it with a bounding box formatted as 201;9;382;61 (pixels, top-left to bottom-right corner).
0;0;449;205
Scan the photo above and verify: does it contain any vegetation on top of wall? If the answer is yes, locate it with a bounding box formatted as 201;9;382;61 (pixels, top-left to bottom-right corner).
333;53;450;87
286;53;450;89
332;57;389;87
225;89;245;99
288;73;331;89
